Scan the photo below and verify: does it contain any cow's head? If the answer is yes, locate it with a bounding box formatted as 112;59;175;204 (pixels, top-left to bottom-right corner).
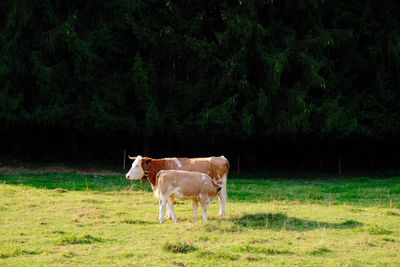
125;155;145;180
125;155;152;181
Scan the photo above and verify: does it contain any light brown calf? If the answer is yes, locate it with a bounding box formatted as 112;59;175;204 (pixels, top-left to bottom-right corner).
156;170;221;223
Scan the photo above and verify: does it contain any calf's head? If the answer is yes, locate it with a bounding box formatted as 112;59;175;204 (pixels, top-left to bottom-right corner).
210;180;222;194
216;185;222;193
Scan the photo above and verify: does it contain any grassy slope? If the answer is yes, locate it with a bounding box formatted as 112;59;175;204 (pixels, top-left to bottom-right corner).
0;172;399;266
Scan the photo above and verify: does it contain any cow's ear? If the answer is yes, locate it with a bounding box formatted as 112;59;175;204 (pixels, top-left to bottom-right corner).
143;157;152;164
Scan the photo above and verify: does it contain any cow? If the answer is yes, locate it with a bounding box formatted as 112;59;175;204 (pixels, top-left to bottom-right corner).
156;170;221;223
125;155;229;216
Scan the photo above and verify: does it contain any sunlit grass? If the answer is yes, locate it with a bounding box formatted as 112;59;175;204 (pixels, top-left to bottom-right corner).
0;172;399;266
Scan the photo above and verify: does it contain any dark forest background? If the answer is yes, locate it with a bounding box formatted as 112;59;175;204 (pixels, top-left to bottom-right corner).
1;0;400;171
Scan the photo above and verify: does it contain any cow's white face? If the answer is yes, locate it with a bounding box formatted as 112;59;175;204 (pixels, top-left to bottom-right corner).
125;155;144;180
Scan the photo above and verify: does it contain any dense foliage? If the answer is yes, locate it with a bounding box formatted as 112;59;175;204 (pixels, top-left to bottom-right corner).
1;1;400;169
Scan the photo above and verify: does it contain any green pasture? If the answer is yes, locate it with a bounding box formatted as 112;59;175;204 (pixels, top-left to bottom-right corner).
0;172;399;266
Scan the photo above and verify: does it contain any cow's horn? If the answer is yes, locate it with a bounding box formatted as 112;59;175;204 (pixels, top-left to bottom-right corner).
128;155;136;160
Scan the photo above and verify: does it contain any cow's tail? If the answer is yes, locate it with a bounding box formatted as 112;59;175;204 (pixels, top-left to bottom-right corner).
221;155;230;172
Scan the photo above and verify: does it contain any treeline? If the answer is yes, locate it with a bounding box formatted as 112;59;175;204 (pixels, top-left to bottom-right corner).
1;1;400;170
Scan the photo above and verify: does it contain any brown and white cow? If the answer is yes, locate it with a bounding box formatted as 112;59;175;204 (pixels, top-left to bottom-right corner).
156;170;221;223
125;155;229;216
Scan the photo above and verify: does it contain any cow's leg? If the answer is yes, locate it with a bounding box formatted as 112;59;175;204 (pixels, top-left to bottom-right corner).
167;198;177;222
192;200;198;219
159;195;168;223
218;177;227;216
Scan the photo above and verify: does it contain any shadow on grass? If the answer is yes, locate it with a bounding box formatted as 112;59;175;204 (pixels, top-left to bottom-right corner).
59;234;105;245
231;212;362;231
121;219;158;225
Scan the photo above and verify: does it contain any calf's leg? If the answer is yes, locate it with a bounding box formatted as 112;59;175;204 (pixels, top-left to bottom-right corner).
167;198;177;222
200;199;208;221
165;207;171;219
159;195;168;223
192;200;198;219
165;196;174;219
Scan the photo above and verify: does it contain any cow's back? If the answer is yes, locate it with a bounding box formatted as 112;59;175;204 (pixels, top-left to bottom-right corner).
176;156;229;183
147;156;229;185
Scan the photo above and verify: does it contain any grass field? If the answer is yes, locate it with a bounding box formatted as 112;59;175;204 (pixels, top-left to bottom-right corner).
0;171;399;266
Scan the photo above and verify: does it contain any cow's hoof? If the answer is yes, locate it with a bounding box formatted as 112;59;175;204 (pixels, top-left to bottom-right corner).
159;221;165;224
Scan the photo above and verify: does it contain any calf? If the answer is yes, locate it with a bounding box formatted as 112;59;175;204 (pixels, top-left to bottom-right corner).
156;170;221;223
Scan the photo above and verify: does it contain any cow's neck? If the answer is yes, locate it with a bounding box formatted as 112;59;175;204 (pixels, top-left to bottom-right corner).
147;172;157;187
146;160;166;186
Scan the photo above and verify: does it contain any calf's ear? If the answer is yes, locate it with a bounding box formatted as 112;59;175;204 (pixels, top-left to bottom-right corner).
128;155;136;160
